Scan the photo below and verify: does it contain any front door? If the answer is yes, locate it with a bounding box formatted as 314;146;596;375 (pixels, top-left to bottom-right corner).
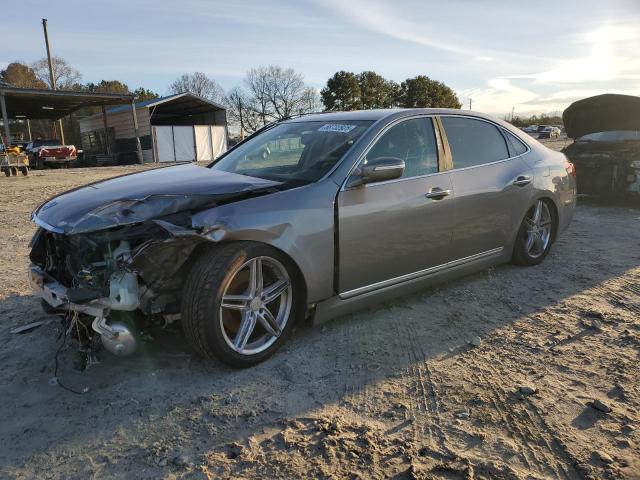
337;116;456;296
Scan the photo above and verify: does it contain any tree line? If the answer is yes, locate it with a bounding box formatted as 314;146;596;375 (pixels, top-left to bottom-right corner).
1;56;464;143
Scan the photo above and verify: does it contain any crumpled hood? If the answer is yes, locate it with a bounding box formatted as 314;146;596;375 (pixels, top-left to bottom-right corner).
33;164;282;234
563;94;640;139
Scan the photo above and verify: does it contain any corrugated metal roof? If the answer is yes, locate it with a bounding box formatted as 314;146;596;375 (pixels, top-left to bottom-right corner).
105;92;225;114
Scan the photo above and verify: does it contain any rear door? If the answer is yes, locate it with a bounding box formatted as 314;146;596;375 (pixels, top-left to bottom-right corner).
439;116;532;260
337;116;456;296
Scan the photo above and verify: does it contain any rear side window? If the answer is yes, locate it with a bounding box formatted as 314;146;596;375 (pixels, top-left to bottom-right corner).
441;117;509;169
504;131;528;156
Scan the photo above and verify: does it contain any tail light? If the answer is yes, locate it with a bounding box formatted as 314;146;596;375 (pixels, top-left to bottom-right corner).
40;149;49;156
564;161;576;179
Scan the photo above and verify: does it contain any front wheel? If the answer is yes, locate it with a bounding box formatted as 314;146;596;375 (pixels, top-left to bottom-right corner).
512;199;556;266
181;242;302;367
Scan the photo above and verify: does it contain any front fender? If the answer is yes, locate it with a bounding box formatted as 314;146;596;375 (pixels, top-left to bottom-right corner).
191;179;339;303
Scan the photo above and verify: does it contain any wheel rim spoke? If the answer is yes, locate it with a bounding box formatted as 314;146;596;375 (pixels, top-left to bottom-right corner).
233;312;256;350
256;308;281;337
221;294;251;311
262;279;289;304
248;258;263;297
532;200;543;225
525;232;536;252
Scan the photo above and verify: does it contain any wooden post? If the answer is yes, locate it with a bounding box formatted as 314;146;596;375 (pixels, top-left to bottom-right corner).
130;99;143;164
42;19;65;144
0;93;10;145
27;119;32;141
101;105;111;155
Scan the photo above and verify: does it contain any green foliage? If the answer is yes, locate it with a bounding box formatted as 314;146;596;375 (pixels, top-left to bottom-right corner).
85;79;131;95
133;87;160;102
321;71;460;111
509;114;563;127
321;71;361;111
397;75;461;109
357;71;398;109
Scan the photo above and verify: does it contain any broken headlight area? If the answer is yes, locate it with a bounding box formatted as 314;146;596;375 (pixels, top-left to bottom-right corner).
29;216;210;361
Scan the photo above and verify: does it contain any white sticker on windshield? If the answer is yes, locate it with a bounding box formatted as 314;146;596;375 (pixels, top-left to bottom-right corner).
318;123;357;133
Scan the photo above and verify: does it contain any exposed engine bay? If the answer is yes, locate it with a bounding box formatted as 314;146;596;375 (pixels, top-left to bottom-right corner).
562;93;640;197
562;140;640;196
29;218;206;362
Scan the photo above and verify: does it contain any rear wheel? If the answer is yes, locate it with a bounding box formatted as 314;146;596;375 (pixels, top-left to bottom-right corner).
20;166;28;176
512;199;555;266
10;167;17;176
2;168;9;177
181;242;302;367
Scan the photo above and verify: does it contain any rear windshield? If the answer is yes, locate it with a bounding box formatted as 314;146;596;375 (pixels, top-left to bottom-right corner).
34;139;61;146
578;131;640;142
212;120;373;185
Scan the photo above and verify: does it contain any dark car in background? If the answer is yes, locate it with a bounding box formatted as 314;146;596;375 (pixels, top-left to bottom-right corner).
563;94;640;197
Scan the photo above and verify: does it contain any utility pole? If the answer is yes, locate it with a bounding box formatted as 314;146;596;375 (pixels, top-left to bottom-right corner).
469;98;472;111
511;106;515;122
42;18;65;144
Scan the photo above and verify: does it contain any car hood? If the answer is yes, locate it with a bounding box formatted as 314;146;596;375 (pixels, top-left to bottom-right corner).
563;94;640;139
33;164;282;234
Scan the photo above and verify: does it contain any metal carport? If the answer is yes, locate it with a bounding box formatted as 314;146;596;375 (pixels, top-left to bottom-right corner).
0;86;144;163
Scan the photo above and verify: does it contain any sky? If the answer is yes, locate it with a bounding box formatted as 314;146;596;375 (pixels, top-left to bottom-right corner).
3;0;640;117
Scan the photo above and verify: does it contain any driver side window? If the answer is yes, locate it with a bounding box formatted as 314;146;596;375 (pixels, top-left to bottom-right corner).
365;117;438;178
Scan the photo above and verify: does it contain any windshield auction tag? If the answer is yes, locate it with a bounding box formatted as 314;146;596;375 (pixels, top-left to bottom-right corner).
318;124;357;133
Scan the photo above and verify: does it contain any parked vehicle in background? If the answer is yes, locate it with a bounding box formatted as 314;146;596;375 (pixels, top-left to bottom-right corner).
29;109;576;367
523;125;538;134
562;94;640;197
538;126;561;139
26;139;79;169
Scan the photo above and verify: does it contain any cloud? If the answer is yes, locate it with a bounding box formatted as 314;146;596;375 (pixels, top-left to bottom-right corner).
457;78;539;114
316;0;491;60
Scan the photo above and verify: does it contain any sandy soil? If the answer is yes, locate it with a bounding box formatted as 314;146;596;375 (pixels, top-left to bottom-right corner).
0;165;639;480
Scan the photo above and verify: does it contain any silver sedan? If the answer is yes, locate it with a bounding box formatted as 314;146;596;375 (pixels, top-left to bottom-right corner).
30;109;576;367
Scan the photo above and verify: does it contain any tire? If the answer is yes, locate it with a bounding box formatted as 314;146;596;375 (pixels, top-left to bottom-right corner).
181;242;303;368
37;158;44;170
3;168;9;177
20;166;28;176
512;199;556;266
10;167;17;176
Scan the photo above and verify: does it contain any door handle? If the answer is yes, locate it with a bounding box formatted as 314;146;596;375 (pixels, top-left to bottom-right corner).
425;188;451;199
513;175;532;186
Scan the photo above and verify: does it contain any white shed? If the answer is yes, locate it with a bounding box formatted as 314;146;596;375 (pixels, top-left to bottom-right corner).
78;92;227;165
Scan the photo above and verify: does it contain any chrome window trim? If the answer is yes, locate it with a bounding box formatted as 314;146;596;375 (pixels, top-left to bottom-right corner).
339;247;504;299
340;114;441;191
437;114;532;172
32;213;64;234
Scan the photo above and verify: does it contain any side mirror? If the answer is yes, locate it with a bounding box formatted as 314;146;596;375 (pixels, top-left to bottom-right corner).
347;156;405;188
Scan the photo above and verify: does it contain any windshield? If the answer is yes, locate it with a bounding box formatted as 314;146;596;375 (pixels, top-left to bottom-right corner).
578;130;640;142
212;120;373;184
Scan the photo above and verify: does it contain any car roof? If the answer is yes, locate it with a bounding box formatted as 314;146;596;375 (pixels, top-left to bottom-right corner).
284;108;497;123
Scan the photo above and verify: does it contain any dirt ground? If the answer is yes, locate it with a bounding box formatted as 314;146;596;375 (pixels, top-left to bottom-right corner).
0;158;639;480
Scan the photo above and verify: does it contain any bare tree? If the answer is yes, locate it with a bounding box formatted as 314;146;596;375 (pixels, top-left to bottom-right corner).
245;65;317;125
224;86;262;136
168;72;224;102
31;56;81;90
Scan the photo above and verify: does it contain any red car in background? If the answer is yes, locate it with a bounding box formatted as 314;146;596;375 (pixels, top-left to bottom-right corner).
27;139;78;169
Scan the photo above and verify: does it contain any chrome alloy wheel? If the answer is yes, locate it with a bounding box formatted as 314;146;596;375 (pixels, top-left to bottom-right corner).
524;200;552;259
219;256;292;355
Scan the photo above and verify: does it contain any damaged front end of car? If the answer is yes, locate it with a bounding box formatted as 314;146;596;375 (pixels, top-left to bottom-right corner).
562;93;640;197
29;186;277;362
